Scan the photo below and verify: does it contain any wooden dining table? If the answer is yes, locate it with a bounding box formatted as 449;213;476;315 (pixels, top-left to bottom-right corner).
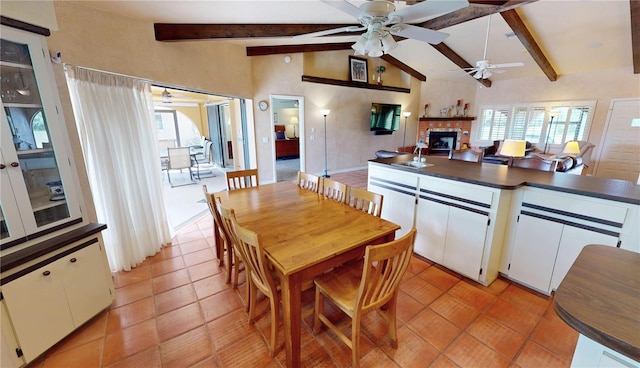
215;181;400;368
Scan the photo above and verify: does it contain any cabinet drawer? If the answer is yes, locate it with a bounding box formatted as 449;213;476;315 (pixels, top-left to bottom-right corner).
522;190;628;225
419;176;494;209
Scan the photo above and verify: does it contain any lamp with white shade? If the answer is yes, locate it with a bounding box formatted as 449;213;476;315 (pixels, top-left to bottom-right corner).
320;109;331;178
499;139;526;166
289;116;299;138
562;141;581;156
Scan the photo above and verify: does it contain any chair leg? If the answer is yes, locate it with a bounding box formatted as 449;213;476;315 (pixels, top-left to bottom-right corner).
268;294;280;357
313;288;323;334
225;242;233;284
233;253;240;289
388;295;399;349
352;314;361;368
248;280;257;324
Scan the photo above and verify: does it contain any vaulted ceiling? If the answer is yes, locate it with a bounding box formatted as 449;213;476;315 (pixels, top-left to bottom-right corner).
73;0;639;87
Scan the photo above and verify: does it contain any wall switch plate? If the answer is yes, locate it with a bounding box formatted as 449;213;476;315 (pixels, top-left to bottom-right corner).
310;135;315;141
262;137;269;143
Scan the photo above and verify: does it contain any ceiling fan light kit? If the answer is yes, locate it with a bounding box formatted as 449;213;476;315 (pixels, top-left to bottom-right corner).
314;0;469;57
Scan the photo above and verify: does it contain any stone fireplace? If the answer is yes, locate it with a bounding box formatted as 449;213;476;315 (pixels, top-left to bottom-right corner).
427;128;461;155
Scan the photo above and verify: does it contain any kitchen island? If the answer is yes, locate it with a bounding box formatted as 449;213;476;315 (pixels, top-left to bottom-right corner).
554;244;639;367
368;154;639;293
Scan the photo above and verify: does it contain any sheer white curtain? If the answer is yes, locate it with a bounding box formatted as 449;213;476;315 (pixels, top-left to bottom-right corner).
65;65;172;272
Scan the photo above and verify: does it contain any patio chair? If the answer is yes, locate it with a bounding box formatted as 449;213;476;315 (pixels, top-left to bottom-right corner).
167;147;196;187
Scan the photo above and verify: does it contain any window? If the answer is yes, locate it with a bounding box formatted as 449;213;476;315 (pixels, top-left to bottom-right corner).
478;101;595;148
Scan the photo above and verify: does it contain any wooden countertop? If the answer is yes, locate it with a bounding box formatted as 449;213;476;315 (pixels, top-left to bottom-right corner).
371;155;640;204
553;245;640;362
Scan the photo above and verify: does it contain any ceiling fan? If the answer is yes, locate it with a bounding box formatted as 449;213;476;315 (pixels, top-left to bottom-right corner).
296;0;470;57
463;13;523;79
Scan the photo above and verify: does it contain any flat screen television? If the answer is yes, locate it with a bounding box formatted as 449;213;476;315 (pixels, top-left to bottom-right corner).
370;103;401;135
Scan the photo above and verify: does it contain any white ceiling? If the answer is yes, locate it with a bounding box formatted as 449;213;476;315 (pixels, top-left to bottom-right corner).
73;0;634;82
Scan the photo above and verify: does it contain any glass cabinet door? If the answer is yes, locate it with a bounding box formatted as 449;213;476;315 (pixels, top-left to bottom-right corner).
0;27;79;248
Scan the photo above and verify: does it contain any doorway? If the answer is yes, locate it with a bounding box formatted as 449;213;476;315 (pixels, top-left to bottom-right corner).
271;95;304;182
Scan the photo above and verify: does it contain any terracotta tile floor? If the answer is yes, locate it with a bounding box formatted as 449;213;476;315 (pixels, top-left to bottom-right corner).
27;170;578;368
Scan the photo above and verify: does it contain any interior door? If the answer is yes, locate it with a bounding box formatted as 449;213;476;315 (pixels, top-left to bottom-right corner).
594;98;640;181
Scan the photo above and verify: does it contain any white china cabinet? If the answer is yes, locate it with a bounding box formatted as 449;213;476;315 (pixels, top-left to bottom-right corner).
0;22;113;367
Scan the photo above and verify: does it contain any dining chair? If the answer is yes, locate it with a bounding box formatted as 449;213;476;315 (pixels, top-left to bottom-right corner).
193;140;215;179
511;156;558;172
226;168;259;191
347;187;384;217
231;217;281;356
320;178;348;203
215;199;248;307
167;147;196;187
313;228;417;368
201;185;225;266
449;148;483;163
297;171;320;192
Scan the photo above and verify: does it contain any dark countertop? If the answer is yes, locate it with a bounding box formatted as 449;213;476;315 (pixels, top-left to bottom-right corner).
554;245;640;362
370;155;640;204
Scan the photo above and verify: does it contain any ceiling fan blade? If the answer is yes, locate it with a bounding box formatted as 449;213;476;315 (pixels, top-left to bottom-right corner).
390;24;449;45
391;0;469;24
491;62;525;68
492;69;507;74
293;25;364;39
320;0;362;18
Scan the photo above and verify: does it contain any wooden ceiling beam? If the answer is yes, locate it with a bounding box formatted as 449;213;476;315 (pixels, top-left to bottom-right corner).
380;54;427;81
500;9;557;81
431;43;492;88
246;43;353;56
155;23;356;41
415;0;536;31
631;0;640;74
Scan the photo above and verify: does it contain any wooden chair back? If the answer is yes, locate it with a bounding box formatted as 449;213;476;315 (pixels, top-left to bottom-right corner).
511;156;558;172
215;198;247;288
226;168;259;191
320;178;348;203
313;229;416;367
231;217;281;355
449;148;483;163
202;185;224;262
347;187;383;217
297;171;320;192
357;229;416;311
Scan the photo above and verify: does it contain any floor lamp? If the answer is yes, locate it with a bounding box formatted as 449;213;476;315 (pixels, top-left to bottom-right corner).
544;111;559;154
402;111;411;151
320;109;330;178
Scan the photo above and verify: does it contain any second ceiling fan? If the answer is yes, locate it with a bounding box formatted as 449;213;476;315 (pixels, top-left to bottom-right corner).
297;0;470;57
463;13;524;79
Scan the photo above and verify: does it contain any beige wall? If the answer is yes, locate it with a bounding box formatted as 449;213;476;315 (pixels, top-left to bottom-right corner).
251;51;423;182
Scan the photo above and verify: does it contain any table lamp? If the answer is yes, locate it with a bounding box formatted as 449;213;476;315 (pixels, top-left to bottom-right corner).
289;116;299;138
499;139;526;166
562;141;580;156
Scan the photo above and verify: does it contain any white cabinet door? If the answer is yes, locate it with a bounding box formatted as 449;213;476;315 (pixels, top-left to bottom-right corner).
368;166;418;238
509;214;564;292
1;301;24;368
2;259;75;362
415;197;448;263
549;227;619;291
62;243;113;325
443;207;489;280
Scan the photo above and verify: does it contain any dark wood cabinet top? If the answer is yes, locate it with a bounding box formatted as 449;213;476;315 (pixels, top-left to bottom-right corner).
553;245;640;362
371;155;640;204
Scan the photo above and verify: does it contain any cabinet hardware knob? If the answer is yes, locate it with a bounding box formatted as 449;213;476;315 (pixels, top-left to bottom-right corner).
10;162;19;167
70;258;77;263
0;164;5;169
42;270;51;276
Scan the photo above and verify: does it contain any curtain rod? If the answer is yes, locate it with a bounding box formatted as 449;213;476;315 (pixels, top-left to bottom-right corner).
63;63;242;101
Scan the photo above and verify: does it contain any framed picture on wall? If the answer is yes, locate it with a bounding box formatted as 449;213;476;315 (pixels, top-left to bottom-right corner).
349;56;368;83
